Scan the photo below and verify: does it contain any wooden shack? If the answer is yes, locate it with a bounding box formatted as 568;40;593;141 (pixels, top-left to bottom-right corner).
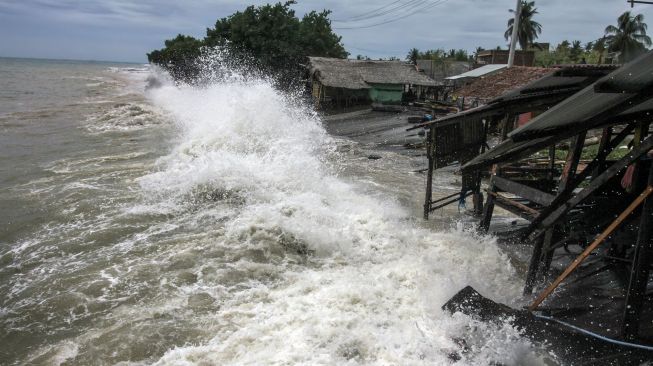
307;57;438;108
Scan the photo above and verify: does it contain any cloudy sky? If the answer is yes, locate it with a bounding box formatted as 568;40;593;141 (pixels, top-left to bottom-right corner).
0;0;651;63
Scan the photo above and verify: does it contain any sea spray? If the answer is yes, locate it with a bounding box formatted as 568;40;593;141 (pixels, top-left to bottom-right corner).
137;49;547;365
0;55;550;365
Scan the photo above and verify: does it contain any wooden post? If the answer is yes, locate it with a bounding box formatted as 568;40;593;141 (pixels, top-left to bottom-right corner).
424;129;435;220
479;115;512;232
559;132;586;191
593;127;613;176
547;145;556;183
622;161;653;341
524;133;585;294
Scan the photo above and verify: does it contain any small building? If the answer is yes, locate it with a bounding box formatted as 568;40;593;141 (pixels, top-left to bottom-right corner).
476;49;535;67
308;57;438;108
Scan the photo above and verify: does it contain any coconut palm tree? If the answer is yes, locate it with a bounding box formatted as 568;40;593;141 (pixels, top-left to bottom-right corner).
593;37;607;64
504;1;542;50
604;11;652;62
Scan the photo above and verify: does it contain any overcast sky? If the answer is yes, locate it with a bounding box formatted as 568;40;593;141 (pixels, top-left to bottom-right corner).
0;0;652;63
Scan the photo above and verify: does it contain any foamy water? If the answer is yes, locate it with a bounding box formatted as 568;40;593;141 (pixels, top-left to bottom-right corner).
0;55;550;365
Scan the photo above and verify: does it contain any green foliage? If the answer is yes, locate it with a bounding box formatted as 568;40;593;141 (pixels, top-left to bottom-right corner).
504;1;542;50
407;48;469;62
147;34;203;80
406;48;419;64
148;1;347;81
534;40;603;67
604;11;651;62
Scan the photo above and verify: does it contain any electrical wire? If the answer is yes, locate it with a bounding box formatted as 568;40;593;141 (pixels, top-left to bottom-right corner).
533;313;653;352
334;0;448;30
332;0;416;22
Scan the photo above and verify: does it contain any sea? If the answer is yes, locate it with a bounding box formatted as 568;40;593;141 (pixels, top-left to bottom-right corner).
0;55;551;365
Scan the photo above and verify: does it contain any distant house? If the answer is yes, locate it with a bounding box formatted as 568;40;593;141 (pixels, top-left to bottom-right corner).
308;57;438;108
415;60;471;83
476;49;535;67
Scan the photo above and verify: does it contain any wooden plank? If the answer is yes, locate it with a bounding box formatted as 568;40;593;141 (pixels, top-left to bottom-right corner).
529;185;653;311
559;132;586;191
487;191;539;216
493;176;555;206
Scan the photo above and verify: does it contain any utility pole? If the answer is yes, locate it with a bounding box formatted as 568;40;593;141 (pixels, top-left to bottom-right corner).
507;0;522;68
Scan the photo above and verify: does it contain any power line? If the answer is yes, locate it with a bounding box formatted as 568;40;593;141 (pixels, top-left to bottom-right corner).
331;0;404;22
334;0;430;23
334;0;448;30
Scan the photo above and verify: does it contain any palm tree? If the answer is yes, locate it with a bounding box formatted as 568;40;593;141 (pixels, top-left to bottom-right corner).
406;48;420;65
504;1;542;50
593;37;607;64
570;40;583;61
604;11;652;62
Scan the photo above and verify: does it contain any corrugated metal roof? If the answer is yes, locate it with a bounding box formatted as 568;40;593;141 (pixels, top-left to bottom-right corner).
509;51;653;142
445;64;507;80
462;95;653;172
308;57;438;89
408;65;615;132
594;52;653;93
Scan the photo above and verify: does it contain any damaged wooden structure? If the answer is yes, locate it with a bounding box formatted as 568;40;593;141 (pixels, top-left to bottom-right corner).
416;51;653;343
411;64;618;219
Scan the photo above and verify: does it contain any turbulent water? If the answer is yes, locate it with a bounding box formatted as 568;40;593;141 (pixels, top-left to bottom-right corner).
0;56;551;365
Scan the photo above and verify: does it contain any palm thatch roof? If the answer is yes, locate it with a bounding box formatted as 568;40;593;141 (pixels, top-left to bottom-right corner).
308;57;438;90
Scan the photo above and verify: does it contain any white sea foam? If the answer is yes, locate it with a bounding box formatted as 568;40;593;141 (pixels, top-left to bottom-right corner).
132;51;544;365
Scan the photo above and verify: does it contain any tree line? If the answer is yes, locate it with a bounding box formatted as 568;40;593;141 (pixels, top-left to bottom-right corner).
147;1;347;83
405;1;651;67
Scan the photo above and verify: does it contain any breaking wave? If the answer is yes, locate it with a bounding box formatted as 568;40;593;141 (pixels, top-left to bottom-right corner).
132;49;545;365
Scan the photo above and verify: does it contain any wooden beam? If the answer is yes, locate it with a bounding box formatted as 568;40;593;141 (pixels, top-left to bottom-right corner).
559;132;586;191
529;185;653;311
487;191;539;216
493;176;555;206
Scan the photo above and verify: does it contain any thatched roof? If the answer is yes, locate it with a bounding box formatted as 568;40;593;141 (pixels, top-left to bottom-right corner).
308;57;438;90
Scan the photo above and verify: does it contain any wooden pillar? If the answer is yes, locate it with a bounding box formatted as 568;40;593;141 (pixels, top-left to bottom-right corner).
622;160;653;340
424;129;435;220
524;133;586;294
479;115;512;232
594;127;613;177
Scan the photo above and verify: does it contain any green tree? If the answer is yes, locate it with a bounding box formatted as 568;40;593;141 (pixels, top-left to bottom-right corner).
147;34;203;80
149;1;347;82
406;48;420;64
504;1;542;50
604;11;652;62
593;37;607;64
570;40;583;61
